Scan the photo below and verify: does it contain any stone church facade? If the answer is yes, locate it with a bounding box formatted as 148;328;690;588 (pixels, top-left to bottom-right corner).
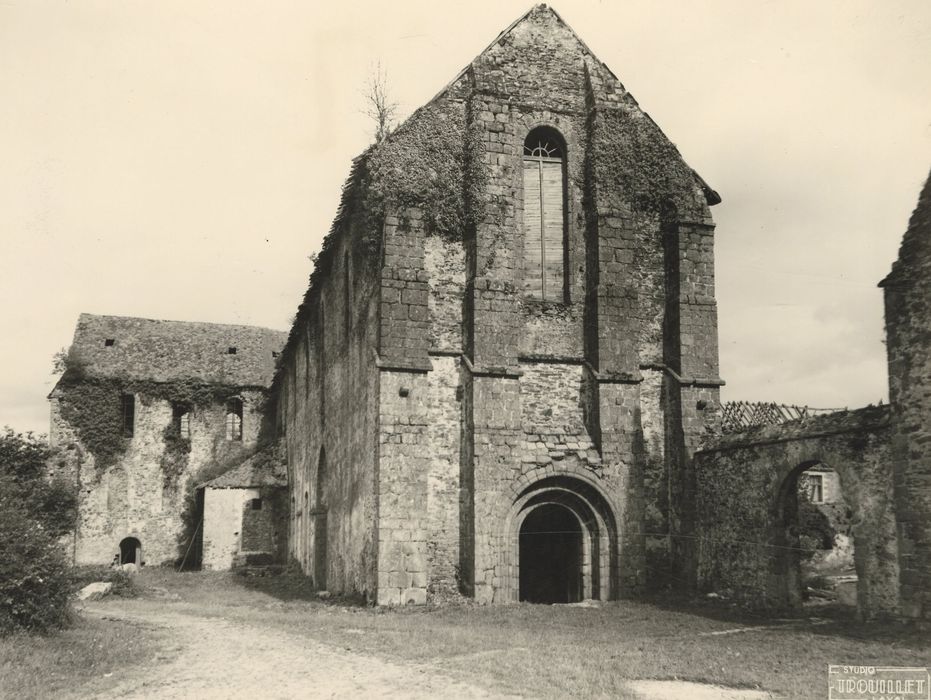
273;5;724;605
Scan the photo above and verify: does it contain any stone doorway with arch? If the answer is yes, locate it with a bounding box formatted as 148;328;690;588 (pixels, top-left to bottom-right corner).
774;461;856;611
693;409;901;620
505;475;619;604
119;536;142;566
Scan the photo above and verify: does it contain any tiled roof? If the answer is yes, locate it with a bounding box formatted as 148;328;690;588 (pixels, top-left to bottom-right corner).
69;313;287;387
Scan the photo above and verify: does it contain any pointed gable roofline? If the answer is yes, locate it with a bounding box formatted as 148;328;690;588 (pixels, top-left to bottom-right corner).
880;166;931;287
272;4;721;384
421;4;720;206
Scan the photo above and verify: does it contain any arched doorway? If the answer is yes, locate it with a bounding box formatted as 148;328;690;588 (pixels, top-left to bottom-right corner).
119;537;142;566
506;475;619;603
519;504;583;603
774;462;855;612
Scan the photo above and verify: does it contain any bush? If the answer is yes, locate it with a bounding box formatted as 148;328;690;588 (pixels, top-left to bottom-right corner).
0;508;72;634
0;429;78;635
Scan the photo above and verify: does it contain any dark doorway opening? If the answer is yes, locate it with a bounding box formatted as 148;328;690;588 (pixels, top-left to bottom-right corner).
519;504;582;603
119;537;142;566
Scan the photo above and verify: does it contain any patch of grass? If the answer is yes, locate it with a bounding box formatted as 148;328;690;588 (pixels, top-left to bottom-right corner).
0;615;160;700
71;565;140;598
111;569;929;700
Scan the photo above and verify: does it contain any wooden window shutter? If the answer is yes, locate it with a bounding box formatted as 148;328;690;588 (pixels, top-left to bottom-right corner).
522;133;565;301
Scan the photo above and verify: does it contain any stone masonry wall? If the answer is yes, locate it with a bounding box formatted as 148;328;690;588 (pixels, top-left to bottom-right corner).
882;168;931;620
694;407;899;619
278;192;381;598
51;388;264;566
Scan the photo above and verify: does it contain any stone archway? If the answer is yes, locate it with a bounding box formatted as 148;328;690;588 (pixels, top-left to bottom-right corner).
773;459;862;613
119;536;142;566
505;475;619;603
772;460;822;608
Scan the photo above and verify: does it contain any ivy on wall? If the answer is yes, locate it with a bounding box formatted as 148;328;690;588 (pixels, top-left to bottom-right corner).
593;109;704;219
364;103;487;241
159;424;191;490
55;352;253;481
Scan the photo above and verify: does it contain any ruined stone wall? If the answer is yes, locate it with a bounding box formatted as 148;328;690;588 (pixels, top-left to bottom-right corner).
51;388;264;566
882;168;931;620
693;407;899;619
278;192;381;598
277;5;722;604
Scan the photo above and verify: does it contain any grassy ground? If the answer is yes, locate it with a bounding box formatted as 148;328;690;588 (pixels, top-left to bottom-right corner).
3;568;927;699
133;568;931;699
0;614;162;700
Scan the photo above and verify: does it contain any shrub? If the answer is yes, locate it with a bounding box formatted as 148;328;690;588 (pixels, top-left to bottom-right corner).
0;429;78;635
0;507;72;634
798;496;836;559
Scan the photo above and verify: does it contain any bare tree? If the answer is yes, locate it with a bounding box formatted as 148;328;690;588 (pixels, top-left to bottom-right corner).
362;61;398;143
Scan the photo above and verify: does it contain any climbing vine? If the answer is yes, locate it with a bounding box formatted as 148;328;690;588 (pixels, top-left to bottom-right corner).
159;423;191;490
55;351;251;479
594;109;703;219
364;102;487;241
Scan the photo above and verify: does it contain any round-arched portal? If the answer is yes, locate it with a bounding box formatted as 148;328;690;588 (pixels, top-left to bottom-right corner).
773;462;855;614
519;503;583;603
506;475;619;604
119;537;142;566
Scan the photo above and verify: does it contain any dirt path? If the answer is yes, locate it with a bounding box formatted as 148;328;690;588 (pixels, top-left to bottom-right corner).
79;603;519;700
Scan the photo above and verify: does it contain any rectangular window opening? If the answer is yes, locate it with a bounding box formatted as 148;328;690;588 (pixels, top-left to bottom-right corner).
104;338;115;347
121;394;135;438
809;475;824;504
227;347;237;355
250;498;263;511
172;403;191;440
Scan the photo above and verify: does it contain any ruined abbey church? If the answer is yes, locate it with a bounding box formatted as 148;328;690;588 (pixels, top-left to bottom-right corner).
53;5;930;620
273;5;723;605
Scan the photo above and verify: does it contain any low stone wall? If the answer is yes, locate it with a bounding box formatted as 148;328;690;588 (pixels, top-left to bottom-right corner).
693;406;900;619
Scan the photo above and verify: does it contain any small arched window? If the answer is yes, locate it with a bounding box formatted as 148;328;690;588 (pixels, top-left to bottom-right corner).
225;398;243;441
523;127;567;301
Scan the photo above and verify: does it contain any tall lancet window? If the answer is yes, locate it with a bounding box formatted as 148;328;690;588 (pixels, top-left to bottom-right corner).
522;127;567;301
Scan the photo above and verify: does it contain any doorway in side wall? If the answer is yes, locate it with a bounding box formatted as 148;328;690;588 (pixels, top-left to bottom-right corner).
119;536;142;566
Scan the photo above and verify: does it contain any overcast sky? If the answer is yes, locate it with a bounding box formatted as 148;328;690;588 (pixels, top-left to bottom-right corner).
1;1;929;436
